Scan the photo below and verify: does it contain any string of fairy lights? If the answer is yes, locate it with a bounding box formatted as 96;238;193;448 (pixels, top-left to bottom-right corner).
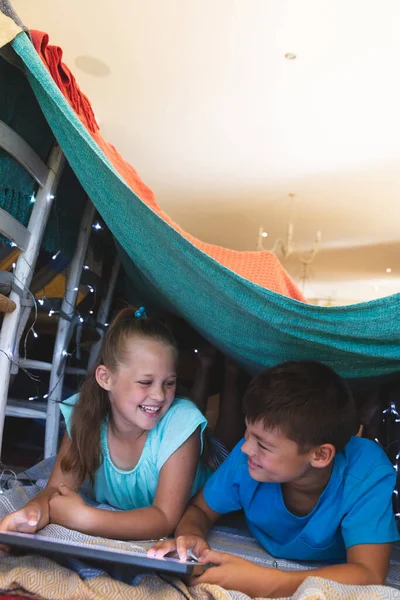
5;263;103;404
4;212;107;405
381;402;400;519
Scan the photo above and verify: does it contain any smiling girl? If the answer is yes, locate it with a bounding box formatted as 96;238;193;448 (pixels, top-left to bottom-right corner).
0;307;209;540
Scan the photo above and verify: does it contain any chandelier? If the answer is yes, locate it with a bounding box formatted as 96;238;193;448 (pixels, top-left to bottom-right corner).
257;193;322;264
257;193;322;292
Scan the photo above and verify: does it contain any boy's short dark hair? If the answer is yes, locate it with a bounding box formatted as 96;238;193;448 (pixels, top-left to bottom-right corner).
243;361;358;453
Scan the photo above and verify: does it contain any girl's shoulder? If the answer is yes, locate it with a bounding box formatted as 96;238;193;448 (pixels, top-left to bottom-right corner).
167;396;202;415
62;393;80;407
158;397;206;430
149;397;207;459
59;393;80;436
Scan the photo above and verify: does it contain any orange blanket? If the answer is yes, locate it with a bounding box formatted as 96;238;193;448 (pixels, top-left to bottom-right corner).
30;30;305;302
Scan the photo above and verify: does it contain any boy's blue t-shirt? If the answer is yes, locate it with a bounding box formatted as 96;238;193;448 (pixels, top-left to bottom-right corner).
203;436;400;562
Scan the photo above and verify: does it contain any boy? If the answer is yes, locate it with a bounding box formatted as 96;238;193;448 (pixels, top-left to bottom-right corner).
150;361;399;598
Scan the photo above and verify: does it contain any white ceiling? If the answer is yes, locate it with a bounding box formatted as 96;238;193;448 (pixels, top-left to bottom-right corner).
12;0;400;302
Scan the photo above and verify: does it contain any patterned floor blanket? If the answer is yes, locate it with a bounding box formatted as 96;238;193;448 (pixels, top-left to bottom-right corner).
0;459;398;600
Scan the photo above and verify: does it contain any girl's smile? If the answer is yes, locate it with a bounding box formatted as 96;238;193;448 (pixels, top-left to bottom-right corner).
139;405;162;417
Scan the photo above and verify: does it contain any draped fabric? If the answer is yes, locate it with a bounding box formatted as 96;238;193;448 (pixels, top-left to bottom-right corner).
2;25;400;378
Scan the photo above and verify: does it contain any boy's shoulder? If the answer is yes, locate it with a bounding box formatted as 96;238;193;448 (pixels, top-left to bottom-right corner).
343;436;392;469
339;436;395;486
334;437;399;549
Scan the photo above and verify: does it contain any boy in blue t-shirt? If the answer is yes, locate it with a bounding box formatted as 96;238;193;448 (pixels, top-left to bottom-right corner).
150;361;399;597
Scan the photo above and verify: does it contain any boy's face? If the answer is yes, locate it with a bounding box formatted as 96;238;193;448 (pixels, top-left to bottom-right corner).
241;419;316;484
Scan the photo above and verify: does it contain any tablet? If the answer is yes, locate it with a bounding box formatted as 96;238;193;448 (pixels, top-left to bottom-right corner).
0;531;206;576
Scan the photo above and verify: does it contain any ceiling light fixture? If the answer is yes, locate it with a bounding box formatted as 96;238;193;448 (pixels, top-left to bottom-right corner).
258;193;321;261
285;53;296;60
386;268;392;273
257;194;322;293
257;228;268;249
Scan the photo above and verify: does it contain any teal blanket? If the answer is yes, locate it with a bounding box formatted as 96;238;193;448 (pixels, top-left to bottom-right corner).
11;32;400;378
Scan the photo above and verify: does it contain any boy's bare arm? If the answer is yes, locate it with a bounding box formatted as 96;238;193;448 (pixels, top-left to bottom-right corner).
193;543;392;597
176;491;219;538
149;491;221;560
281;543;392;589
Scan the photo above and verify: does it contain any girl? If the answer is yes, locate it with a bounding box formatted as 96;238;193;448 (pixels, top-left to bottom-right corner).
0;308;209;540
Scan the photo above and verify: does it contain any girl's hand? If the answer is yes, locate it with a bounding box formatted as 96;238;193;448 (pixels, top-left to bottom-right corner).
0;504;43;534
148;535;210;561
0;503;45;552
49;483;92;531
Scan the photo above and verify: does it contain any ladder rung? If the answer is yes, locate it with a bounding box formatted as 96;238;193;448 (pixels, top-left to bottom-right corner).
19;359;87;376
0;208;31;251
6;398;47;419
19;359;52;371
0;120;49;187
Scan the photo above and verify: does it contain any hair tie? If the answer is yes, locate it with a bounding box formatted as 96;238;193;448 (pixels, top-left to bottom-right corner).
134;306;147;318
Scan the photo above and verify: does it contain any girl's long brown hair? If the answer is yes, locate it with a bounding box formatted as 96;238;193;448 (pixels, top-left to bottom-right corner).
61;307;178;486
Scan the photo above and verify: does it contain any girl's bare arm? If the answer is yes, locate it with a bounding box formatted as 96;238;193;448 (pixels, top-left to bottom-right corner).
50;429;202;540
0;433;81;533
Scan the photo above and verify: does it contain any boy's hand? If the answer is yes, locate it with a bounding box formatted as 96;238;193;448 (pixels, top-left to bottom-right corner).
148;535;210;561
49;483;91;531
190;549;278;597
